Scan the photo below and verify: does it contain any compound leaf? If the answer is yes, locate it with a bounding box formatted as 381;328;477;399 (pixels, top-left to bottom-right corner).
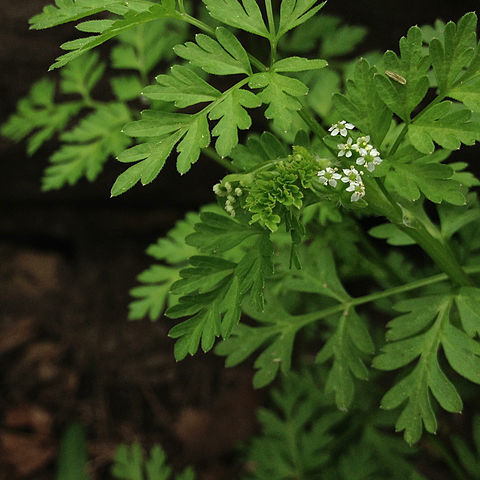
143;65;221;108
373;294;480;445
174;27;252;75
29;0;136;30
215;298;299;388
249;71;308;132
1;77;82;155
374;26;431;121
60;51;105;95
430;12;477;93
278;0;327;39
209;88;261;157
408;101;480;154
202;0;269;38
385;157;465;205
43;103;131;190
316;309;374;411
167;215;273;359
333;59;391;146
48;3;176;70
129;211;200;321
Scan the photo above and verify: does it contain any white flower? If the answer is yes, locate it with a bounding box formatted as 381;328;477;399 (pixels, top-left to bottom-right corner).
329;120;355;137
346;182;366;202
318;167;341;187
337;137;354;157
234;187;243;196
341;166;363;184
356;151;382;172
353;136;372;152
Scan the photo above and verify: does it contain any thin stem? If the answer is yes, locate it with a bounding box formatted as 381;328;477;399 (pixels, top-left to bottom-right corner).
265;0;277;64
178;11;215;35
388;94;446;157
387;123;408;157
202;147;239;172
293;264;480;330
298;108;337;156
177;0;185;13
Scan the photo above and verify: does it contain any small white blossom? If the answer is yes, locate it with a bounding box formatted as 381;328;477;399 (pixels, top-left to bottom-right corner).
329;120;355;137
346;182;366;202
352;136;372;152
356;150;383;172
318;167;342;187
341;166;363;184
337;137;354;157
234;187;243;196
224;181;232;193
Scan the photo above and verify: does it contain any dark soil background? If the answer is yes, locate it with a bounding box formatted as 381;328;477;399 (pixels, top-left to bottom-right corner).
1;1;479;479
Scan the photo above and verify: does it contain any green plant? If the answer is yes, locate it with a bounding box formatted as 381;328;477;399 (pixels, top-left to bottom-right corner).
4;0;480;477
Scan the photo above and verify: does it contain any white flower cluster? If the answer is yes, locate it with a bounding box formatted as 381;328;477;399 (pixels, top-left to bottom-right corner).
321;121;383;202
212;181;242;217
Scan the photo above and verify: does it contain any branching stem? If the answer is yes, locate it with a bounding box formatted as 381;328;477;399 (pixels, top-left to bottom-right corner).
294;265;480;331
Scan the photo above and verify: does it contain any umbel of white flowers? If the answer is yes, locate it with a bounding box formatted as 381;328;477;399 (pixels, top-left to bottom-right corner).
320;121;383;202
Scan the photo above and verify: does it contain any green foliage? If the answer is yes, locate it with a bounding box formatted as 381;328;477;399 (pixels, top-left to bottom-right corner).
333;59;392;146
44;103;131;190
374;26;431;122
244;371;344;479
1;77;81;155
6;0;480;465
112;443;195;480
316;309;375;411
373;293;480;445
129;211;200;321
243;370;423;480
408;101;480;155
384;148;466;205
202;0;269;37
450;415;480;479
167;212;273;360
175;28;252;75
249;72;309;133
33;1;177;70
430;12;477;93
56;423;89;480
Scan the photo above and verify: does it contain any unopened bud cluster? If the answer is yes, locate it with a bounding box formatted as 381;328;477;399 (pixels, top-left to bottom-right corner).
212;181;243;217
320;121;383;202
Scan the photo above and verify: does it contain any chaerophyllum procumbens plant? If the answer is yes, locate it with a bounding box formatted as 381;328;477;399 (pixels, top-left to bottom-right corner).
4;0;480;476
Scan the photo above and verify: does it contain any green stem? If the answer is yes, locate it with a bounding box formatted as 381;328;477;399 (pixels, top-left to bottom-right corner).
363;178;473;287
265;0;277;64
388;94;446;157
293;265;480;330
398;224;474;286
387;123;408;157
298;108;337;156
202;147;238;172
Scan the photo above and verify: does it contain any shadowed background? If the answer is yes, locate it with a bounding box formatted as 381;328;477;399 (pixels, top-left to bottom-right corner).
0;1;479;479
